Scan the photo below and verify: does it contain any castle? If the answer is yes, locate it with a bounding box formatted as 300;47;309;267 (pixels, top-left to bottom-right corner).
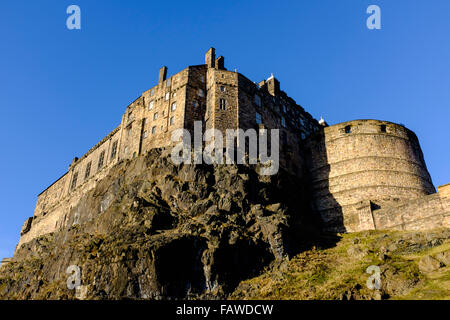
13;48;450;255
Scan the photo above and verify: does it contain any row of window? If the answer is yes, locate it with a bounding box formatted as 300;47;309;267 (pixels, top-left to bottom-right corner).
344;124;387;134
142;117;176;139
71;141;118;190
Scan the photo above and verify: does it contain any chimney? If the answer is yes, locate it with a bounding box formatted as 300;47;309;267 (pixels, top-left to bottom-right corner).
159;66;168;84
215;56;225;70
266;74;280;96
205;47;215;68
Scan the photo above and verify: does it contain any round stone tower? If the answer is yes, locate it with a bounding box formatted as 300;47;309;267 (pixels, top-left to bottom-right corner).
304;119;435;232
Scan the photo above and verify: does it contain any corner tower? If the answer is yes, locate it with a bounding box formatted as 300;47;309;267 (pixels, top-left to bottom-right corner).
305;119;436;232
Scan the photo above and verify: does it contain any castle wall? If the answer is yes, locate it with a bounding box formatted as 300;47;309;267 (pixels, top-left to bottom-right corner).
305;120;436;232
364;188;450;231
17;65;207;250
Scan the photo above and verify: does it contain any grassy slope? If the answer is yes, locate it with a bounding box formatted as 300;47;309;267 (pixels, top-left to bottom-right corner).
231;230;450;300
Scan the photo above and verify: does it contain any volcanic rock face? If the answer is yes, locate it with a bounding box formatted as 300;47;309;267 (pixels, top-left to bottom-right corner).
0;148;314;299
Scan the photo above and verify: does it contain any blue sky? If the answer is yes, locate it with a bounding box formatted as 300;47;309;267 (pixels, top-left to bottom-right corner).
0;0;449;258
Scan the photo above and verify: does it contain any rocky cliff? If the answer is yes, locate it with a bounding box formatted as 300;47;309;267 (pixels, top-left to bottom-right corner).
0;148;316;299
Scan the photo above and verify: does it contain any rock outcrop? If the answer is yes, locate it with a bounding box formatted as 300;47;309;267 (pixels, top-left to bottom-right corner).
0;148;315;300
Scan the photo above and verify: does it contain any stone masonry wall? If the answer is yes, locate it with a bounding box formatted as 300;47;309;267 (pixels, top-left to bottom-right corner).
305;120;436;232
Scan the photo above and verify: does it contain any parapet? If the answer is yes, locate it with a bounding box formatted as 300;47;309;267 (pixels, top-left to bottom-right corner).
438;183;450;198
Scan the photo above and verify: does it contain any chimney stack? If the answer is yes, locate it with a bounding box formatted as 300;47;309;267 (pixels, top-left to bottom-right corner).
159;66;168;84
215;56;225;70
205;47;215;68
266;74;280;96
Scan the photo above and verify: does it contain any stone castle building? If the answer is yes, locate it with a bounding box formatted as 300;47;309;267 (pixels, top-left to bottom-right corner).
15;48;450;252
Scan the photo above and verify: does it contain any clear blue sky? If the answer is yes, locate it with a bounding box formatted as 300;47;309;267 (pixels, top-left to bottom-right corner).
1;0;449;258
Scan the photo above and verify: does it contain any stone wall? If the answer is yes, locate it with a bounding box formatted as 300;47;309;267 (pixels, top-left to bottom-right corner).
356;187;450;231
305;120;436;232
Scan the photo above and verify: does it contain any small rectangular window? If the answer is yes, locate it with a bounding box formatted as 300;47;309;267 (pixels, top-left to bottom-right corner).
98;151;105;170
171;102;177;111
256;112;262;125
111;141;118;159
254;95;261;107
165;92;170;100
198;89;204;97
219;98;227;110
166;79;171;87
380;125;386;133
71;172;78;190
150;89;155;96
143;130;148;139
153;113;158;120
220;86;226;92
169;116;174;125
345;125;351;134
84;162;91;180
149;101;154;110
152;126;156;134
281;117;286;128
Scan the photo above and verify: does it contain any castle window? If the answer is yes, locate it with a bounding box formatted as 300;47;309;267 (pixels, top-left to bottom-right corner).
198;89;204;97
220;86;226;92
299;117;305;127
124;146;128;154
165;92;170;101
171;102;177;111
143;130;148;139
149;101;154;110
153;113;158;120
152;126;156;134
170;116;175;126
143;118;147;126
200;75;205;83
256;112;262;125
301;132;306;140
345;125;351;134
84;162;91;180
221;74;225;79
98;151;105;170
281;116;286;128
282;105;287;113
193;100;198;108
150;89;155;96
71;172;78;190
166;79;171;87
254;95;261;107
111;141;118;159
127;126;132;137
173;92;177;98
219;98;227;110
380;125;387;133
133;152;137;158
